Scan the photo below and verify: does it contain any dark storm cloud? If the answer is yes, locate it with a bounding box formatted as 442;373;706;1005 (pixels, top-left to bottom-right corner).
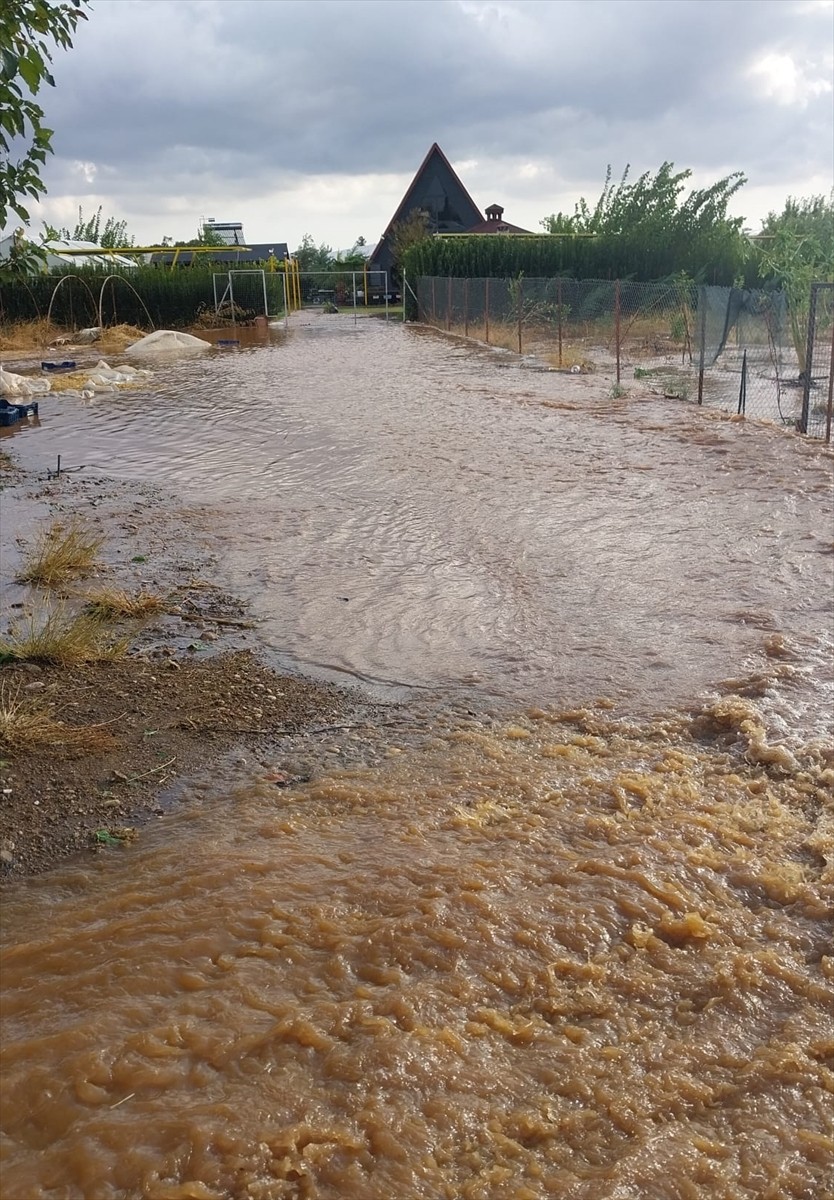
30;0;834;233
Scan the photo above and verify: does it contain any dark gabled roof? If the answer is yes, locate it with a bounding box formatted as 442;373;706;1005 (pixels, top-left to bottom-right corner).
376;143;482;246
150;242;289;267
369;144;484;271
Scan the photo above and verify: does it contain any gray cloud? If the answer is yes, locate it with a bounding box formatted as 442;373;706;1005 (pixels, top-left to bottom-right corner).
19;0;834;244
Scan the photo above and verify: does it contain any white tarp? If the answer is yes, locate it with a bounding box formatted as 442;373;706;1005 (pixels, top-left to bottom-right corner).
0;368;51;398
81;361;153;393
124;330;213;361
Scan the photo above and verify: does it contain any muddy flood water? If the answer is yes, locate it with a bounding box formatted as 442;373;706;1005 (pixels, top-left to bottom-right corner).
2;315;833;1198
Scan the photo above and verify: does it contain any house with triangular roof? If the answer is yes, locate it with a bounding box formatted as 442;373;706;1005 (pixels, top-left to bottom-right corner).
369;143;482;278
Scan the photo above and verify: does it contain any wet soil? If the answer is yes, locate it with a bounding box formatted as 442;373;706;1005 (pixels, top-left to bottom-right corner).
0;454;391;879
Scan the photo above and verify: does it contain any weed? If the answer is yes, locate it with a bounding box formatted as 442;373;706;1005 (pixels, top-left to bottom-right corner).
0;605;129;666
544;347;589;371
663;380;690;401
17;519;104;588
670;312;688;342
0;684;117;755
610;384;629;398
83;586;165;620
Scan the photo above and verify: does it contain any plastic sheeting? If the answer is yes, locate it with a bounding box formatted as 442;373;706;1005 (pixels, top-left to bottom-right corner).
80;361;153;394
124;330;213;361
0;368;51;398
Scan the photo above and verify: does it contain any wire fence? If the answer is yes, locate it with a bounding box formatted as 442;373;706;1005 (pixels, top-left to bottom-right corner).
800;283;834;440
413;276;834;441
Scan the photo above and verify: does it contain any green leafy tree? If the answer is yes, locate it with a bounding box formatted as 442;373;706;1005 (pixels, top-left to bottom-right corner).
174;225;226;248
540;163;748;281
333;238;370;271
389;208;431;276
293;233;334;272
293;234;335;299
0;223;44;278
756;193;834;375
44;204;134;246
0;0;89;229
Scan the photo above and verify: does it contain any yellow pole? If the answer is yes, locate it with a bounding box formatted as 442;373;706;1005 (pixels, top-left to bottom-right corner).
294;258;300;310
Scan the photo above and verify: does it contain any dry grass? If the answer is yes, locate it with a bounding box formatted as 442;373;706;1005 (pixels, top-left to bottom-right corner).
444;320;523;353
83;586;165;620
542;346;592;371
16;519;104;587
0;605;129;666
98;324;145;352
0;683;117;756
0;318;68;352
0;320;145;356
43;369;97;393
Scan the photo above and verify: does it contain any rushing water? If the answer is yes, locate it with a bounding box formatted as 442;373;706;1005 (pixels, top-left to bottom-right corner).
4;316;833;719
2;315;833;1198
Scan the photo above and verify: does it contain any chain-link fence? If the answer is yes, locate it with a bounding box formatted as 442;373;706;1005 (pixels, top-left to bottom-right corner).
413;276;833;441
415;276;695;376
800;283;834;440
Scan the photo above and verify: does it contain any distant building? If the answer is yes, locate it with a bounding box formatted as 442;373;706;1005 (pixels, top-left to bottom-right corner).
369;143;482;278
150;221;288;267
0;232;137;270
464;204;532;235
202;220;246;245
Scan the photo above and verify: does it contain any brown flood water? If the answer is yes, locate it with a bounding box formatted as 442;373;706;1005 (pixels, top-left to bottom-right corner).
2;316;833;1197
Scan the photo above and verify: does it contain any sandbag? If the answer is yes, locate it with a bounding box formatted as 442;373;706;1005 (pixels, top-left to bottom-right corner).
124;330;213;361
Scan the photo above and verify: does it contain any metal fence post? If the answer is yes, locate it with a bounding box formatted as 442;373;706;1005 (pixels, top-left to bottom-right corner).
615;279;621;385
800;283;821;434
485;278;490;344
518;278;523;355
737;349;748;415
431;277;437;327
697;286;707;405
464;278;469;339
826;316;834;444
447;276;452;332
557;277;563;367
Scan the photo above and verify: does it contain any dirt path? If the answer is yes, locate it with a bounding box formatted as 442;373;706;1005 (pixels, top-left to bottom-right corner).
0;451;396;879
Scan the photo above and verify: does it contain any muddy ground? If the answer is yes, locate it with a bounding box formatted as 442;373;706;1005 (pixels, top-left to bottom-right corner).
0;451;403;880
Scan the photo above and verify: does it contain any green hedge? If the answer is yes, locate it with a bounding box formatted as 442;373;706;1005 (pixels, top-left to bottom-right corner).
402;232;763;290
0;264;286;329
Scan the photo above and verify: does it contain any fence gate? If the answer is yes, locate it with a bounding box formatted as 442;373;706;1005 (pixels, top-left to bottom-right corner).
800;282;834;441
212;270;274;320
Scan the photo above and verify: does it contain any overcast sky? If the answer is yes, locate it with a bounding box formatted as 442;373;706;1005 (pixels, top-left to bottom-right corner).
14;0;834;250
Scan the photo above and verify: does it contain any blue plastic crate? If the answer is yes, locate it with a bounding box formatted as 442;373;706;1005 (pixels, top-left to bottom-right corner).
0;398;38;423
